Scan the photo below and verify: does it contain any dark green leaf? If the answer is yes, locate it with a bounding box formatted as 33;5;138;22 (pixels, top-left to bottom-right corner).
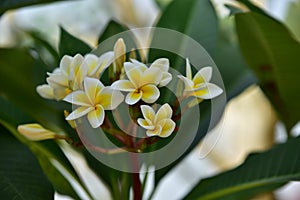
235;12;300;129
184;137;300;200
59;27;92;57
0;0;64;14
0;125;54;200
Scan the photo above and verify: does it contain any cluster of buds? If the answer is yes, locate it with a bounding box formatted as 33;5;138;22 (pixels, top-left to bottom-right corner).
18;38;223;150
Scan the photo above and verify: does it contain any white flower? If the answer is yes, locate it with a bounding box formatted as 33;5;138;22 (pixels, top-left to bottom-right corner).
177;58;223;99
111;59;172;105
64;77;124;128
137;103;176;138
149;58;172;86
17;123;57;141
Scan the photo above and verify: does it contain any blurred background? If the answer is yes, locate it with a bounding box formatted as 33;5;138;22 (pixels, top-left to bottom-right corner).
0;0;300;199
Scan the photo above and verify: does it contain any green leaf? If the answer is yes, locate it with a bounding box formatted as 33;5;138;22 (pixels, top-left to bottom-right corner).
184;137;300;200
59;27;92;57
285;0;300;42
0;0;64;14
235;12;300;129
98;20;128;45
0;125;54;200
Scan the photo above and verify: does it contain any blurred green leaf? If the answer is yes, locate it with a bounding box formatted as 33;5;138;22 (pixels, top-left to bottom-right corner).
59;27;92;57
0;125;54;200
235;12;300;130
98;20;128;45
0;0;64;14
184;137;300;200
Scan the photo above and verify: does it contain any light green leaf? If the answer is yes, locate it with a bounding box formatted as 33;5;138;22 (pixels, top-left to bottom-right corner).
235;12;300;130
0;125;54;200
184;137;300;200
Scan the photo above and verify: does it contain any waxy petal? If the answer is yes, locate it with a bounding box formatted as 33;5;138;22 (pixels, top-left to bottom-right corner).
87;105;105;128
137;118;155;130
60;55;73;75
155;103;173;123
125;91;142;105
140;67;162;87
63;91;90;106
193;66;212;85
47;73;68;88
36;84;54;99
146;125;163;137
111;80;136;92
140;85;160;104
150;58;169;72
140;105;155;122
186;58;192;80
124;62;142;87
84;77;104;104
82;54;100;76
96;51;114;76
192;83;223;99
17;123;57;141
159;72;172;87
66;106;93;120
97;87;124;110
130;59;148;72
158;119;176;138
177;75;194;91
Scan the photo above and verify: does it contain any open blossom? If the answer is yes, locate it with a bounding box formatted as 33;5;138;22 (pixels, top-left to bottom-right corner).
137;103;176;138
64;77;124;128
177;58;223;99
37;52;114;100
111;59;172;105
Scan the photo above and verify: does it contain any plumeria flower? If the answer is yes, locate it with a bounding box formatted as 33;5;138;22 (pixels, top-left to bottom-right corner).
177;58;223;99
149;58;172;86
111;59;172;105
64;77;124;128
37;51;114;100
137;103;176;138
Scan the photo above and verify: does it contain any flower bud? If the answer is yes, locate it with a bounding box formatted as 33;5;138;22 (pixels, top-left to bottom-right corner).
17;123;57;141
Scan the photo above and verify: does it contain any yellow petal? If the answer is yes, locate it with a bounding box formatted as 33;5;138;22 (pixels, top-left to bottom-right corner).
157;119;176;138
65;106;93;120
193;83;223;99
82;54;100;76
125;91;142;105
193;66;212;85
140;84;160;104
96;51;114;77
111;80;136;91
137;118;155;130
155;103;173;123
97;87;124;110
84;77;104;104
177;75;194;91
87;105;105;128
64;91;90;106
17;123;57;141
140;105;155;122
124;62;142;87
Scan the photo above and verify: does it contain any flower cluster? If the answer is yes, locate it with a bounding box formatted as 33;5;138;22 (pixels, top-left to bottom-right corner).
20;38;223;141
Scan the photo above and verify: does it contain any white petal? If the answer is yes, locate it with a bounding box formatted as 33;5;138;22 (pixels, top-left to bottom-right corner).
140;105;155;122
84;77;104;104
66;106;93;120
193;66;212;84
60;55;73;75
63;91;90;106
159;72;172;87
177;75;194;91
150;58;169;72
47;73;68;88
36;84;54;99
137;118;155;130
193;83;223;99
146;125;162;137
139;67;162;87
96;51;114;76
140;85;160;104
157;119;176;138
17;123;57;141
124;62;142;87
82;54;99;76
125;91;142;105
111;80;136;91
97;87;124;110
130;59;148;72
186;58;192;80
155;103;173;123
87;105;105;128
